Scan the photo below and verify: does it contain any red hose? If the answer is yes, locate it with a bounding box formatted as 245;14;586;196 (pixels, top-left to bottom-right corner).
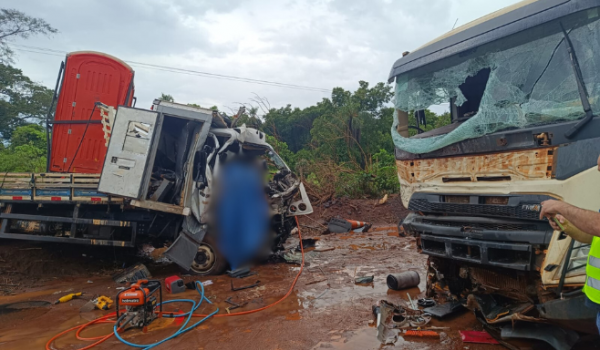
46;216;305;349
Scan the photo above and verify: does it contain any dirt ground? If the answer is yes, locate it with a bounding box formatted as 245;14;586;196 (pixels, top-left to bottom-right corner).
0;197;592;349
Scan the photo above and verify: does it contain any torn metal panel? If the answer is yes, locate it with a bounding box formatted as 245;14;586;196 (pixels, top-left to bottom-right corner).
537;293;598;335
500;323;579;350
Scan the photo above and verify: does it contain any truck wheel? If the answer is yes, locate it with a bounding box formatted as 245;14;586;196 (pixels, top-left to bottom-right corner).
188;235;228;276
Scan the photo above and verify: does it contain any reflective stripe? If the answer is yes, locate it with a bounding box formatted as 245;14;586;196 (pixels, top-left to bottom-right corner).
590;256;600;270
587;276;600;290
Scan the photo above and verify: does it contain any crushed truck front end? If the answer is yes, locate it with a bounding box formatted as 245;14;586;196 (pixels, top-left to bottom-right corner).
390;0;600;336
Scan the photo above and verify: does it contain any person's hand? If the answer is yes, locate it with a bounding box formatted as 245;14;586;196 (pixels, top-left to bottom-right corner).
539;199;566;220
548;214;565;231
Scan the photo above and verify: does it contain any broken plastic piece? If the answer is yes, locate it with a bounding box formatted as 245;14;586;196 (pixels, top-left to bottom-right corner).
227;267;257;279
460;330;499;344
355;276;375;284
417;298;436;307
423;300;465;318
112;264;151;283
327;218;353;233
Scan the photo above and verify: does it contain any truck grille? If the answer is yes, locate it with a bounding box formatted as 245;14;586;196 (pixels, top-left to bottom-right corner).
408;197;546;221
420;219;537;231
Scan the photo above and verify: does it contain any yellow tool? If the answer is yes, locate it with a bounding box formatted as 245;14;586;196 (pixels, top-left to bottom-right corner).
54;292;83;304
93;296;113;310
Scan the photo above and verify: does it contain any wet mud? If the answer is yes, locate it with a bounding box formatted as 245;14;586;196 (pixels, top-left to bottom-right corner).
0;213;596;349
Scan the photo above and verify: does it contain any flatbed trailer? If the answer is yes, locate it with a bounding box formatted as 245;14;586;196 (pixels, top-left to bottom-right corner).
0;172;145;247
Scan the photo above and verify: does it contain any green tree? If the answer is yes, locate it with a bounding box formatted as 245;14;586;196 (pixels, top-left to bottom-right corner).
158;93;174;102
0;124;46;172
0;8;57;63
0;63;54;139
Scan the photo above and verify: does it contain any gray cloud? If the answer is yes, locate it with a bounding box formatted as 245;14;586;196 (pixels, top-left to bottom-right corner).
7;0;521;112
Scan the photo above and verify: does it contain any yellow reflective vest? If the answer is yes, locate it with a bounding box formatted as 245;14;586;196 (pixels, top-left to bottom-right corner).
585;236;600;303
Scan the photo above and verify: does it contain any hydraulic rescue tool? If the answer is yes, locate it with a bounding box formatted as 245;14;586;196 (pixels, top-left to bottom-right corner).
116;279;162;328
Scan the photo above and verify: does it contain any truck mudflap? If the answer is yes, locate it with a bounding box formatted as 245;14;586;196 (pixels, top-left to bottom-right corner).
164;232;203;270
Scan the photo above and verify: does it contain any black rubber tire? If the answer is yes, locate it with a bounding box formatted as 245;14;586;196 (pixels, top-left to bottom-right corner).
186;234;228;276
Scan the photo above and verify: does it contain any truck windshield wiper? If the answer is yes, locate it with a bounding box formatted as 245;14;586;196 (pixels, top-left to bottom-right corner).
560;23;595;139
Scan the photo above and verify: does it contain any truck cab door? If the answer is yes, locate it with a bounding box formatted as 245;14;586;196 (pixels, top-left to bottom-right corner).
98;107;160;199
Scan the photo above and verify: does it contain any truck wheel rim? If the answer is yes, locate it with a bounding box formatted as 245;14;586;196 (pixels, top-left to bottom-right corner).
191;244;216;273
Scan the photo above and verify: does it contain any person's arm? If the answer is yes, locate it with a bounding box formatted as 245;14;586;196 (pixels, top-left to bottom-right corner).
549;214;594;243
540;200;600;237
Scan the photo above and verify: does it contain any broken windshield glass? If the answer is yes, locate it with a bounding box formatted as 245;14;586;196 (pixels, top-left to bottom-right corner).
391;12;600;154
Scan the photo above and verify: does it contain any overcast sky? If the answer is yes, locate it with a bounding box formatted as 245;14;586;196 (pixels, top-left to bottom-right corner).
7;0;521;113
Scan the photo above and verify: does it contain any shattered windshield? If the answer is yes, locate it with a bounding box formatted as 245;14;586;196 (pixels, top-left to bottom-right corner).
267;147;289;171
392;11;600;154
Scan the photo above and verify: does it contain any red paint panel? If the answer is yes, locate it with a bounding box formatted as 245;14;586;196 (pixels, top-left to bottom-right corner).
50;52;135;173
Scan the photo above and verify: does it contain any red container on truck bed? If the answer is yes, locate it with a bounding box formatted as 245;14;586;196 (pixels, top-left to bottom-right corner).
49;51;135;173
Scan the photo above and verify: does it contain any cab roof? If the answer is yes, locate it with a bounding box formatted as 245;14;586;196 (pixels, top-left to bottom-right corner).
388;0;600;82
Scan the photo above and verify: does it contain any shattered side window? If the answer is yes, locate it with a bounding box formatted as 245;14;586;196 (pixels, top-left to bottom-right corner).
392;14;600;154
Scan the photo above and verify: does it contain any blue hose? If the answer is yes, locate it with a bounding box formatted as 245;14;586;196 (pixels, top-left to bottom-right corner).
113;281;218;350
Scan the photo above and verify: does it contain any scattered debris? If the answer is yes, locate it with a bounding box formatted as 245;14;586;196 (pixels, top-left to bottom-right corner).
112;264;151;283
306;278;328;286
224;297;248;314
87;280;93;284
376;194;388;206
281;250;315;265
326;217;372;234
314;247;335;252
165;276;186;294
424;300;465;318
138;244;170;264
227;267;257;279
404;330;439;338
355;275;374;284
327;217;353;233
417;298;436;307
79;300;97;313
386;271;420;290
231;280;260;291
52;288;73;295
459;330;499;344
296;238;319;251
374;299;433;344
376;300;399;345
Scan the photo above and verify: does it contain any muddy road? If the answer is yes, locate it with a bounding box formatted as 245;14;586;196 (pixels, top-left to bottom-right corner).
0;196;593;350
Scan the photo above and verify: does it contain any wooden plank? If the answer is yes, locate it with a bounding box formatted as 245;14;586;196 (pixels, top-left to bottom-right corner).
130;199;190;216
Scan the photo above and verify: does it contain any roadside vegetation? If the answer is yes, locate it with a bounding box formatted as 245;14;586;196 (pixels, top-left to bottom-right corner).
0;8;451;198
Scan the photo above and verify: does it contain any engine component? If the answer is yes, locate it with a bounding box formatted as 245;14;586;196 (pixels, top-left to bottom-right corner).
387;271;420;291
116;279;162;328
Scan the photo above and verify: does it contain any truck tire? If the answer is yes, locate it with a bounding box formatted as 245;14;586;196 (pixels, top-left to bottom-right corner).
187;235;228;276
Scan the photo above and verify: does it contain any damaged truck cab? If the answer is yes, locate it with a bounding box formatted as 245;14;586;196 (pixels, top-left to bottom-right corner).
98;100;313;274
391;0;600;336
